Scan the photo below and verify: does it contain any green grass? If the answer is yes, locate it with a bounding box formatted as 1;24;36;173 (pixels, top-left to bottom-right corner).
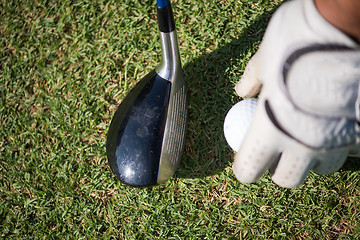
1;0;359;239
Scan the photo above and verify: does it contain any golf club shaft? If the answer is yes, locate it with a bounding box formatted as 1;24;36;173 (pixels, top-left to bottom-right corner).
155;2;181;83
157;0;175;33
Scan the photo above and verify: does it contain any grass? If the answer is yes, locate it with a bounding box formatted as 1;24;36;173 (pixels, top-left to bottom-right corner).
1;0;359;239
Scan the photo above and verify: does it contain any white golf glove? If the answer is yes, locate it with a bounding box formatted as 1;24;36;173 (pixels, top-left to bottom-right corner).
233;0;360;188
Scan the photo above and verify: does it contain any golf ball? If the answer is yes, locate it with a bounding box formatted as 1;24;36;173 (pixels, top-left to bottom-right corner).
223;98;258;152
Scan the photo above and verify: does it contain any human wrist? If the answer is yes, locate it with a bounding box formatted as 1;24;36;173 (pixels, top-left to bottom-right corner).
314;0;360;42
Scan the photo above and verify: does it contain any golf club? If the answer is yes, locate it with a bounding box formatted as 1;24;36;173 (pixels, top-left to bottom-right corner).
106;0;187;187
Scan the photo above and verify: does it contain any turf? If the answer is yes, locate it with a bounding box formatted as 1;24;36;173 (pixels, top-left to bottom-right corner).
1;0;359;239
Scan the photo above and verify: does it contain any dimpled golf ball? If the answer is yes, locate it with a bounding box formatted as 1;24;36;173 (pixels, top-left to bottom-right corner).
223;98;258;152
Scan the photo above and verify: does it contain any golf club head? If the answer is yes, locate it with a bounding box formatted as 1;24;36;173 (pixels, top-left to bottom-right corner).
106;6;187;187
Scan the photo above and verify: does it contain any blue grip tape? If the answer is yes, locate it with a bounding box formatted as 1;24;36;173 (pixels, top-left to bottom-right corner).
157;0;170;8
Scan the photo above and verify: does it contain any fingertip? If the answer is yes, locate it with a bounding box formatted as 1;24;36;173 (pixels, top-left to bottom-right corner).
232;139;279;184
234;78;262;98
232;154;263;184
272;174;307;188
271;152;316;188
313;150;348;175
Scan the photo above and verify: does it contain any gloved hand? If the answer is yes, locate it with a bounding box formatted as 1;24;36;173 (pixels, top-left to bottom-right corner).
232;0;360;188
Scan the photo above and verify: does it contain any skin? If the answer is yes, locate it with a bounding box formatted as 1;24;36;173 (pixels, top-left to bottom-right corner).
315;0;360;42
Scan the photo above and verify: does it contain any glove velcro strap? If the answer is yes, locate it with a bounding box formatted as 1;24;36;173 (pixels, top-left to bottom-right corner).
283;44;354;77
282;44;360;120
264;44;360;149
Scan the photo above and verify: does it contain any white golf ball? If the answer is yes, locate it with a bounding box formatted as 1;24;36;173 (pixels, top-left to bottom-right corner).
223;98;258;152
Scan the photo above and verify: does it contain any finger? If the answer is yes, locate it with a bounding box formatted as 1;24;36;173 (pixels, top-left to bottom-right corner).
233;101;280;183
271;149;317;188
313;149;348;175
233;135;280;184
235;53;262;98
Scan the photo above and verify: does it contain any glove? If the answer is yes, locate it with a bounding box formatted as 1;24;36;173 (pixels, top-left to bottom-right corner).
232;0;360;188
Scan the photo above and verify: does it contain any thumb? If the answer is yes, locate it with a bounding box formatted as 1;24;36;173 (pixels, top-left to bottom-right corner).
235;52;262;98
